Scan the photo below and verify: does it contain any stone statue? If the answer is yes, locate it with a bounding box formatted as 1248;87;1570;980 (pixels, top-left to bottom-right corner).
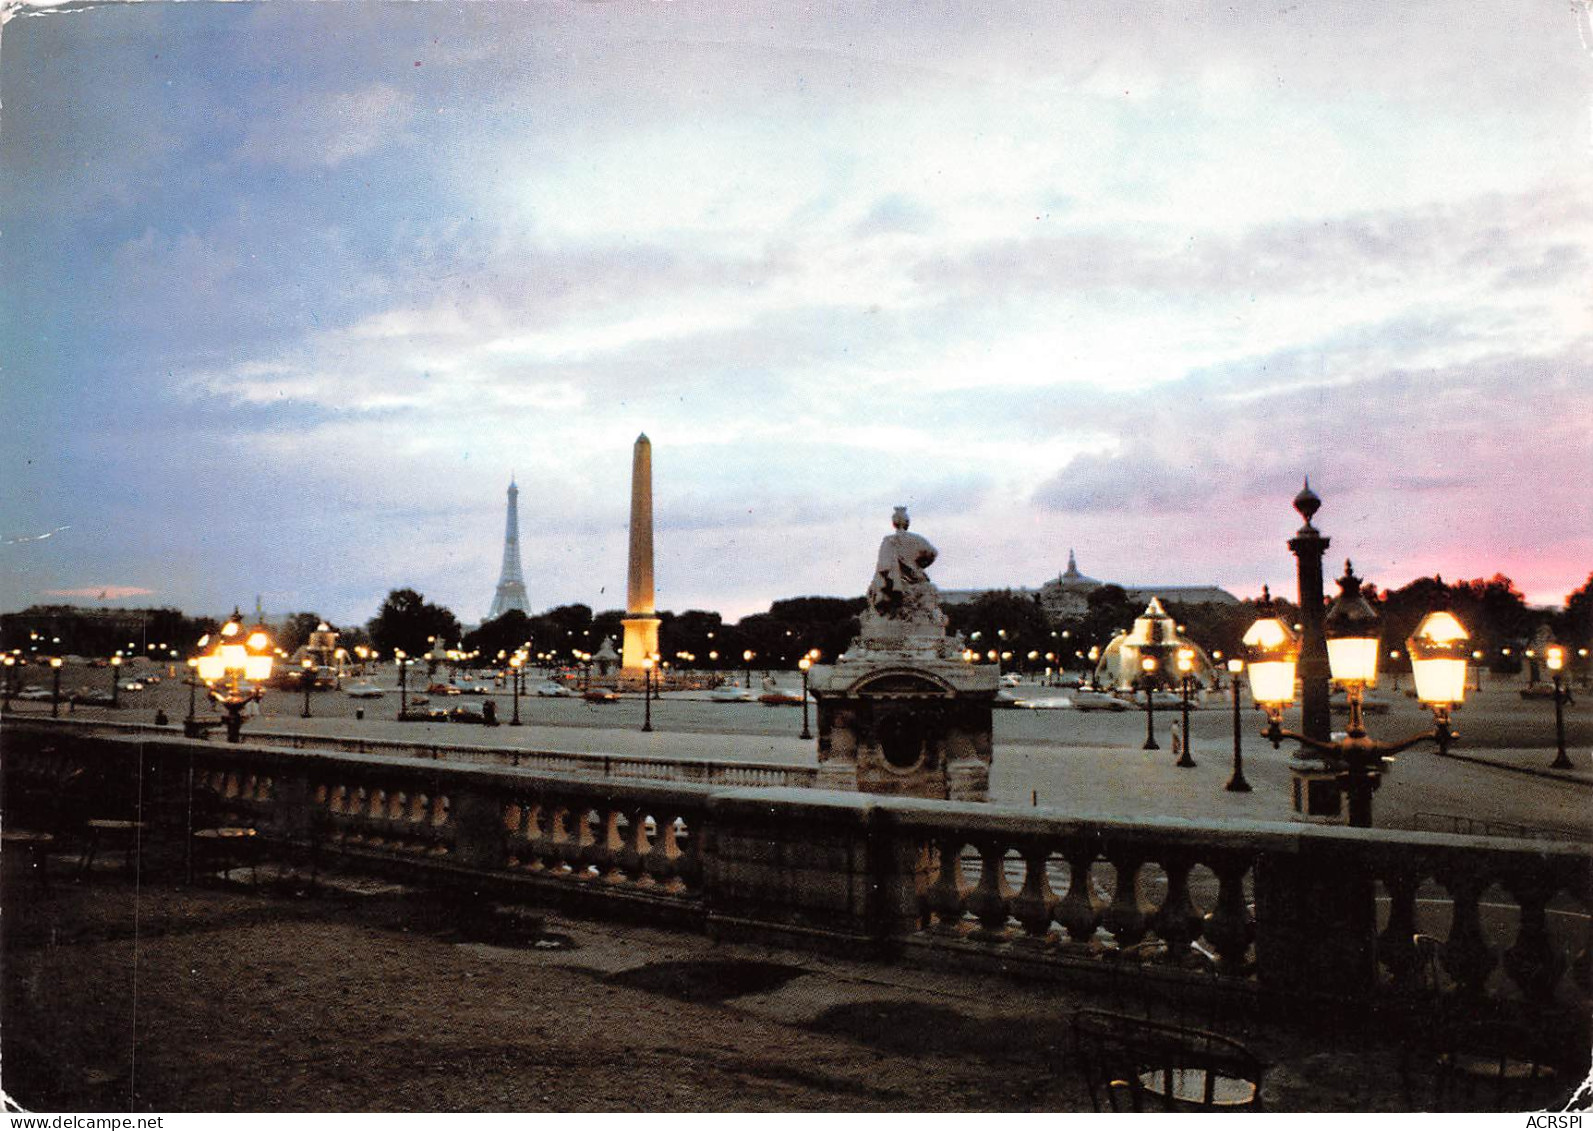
865;507;946;629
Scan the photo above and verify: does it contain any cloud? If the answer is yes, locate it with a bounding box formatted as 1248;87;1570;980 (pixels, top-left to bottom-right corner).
235;82;414;169
45;586;156;600
1033;452;1221;515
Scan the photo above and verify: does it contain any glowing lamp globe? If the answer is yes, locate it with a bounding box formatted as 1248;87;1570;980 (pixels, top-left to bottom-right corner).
1546;644;1565;674
1323;561;1381;686
1242;615;1299;707
1407;610;1471;708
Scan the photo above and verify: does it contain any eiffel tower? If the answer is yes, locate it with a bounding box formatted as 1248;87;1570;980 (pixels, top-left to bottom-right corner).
487;477;532;621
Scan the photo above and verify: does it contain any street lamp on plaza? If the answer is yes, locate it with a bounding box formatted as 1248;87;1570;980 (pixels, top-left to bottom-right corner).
509;653;523;726
1224;658;1252;792
798;653;815;740
1140;655;1160;751
1245;561;1470;828
185;657;200;724
396;649;411;718
2;655;15;710
1175;647;1197;768
196;611;275;743
642;656;655;732
50;657;63;717
743;650;755;689
1547;645;1574;770
110;654;123;708
300;658;315;718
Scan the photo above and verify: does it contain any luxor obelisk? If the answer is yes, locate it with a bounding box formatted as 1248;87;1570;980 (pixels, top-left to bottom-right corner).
621;433;661;671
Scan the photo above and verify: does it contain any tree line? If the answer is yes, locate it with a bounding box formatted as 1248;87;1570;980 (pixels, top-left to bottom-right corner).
6;569;1587;674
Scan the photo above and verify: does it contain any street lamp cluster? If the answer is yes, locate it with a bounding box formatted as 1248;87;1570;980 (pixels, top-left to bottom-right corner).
1239;552;1475;827
194;610;276;742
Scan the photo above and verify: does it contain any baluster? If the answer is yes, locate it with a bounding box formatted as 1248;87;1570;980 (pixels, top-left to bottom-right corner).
548;805;575;874
1100;852;1148;950
925;837;966;933
429;795;451;855
643;813;683;891
1010;842;1058;945
597;808;627;883
965;842;1013;941
1438;869;1496;996
1502;873;1565;1004
1056;845;1103;947
522;802;547;871
1377;870;1423;990
674;813;704;892
1151;854;1202;963
616;806;646;882
1202;857;1255;975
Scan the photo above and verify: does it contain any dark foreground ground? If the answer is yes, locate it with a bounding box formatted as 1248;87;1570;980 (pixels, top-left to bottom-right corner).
6;852;1585;1114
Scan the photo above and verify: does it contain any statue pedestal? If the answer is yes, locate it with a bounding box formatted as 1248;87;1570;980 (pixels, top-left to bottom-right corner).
809;649;999;802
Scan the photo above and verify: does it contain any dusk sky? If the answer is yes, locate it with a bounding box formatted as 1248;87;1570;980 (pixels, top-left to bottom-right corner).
2;0;1589;629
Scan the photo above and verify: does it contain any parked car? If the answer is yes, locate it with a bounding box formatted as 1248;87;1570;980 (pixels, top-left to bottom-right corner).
16;686;54;701
582;688;620;704
1071;690;1131;712
534;681;574;698
426;682;463;696
344;682;385;699
710;683;754;703
455;681;493;695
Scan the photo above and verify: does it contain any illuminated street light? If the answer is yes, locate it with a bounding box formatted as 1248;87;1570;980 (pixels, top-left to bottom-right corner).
1224;658;1252;792
1244;561;1469;828
509;653;524;726
300;658;315;719
1140;655;1160;751
196;609;275;742
1546;644;1574;770
1175;646;1197;768
1407;610;1469;755
50;657;63;717
798;656;814;740
110;654;123;709
642;655;655;733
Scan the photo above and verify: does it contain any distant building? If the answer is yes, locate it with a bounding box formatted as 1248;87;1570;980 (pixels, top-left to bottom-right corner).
939;550;1239;622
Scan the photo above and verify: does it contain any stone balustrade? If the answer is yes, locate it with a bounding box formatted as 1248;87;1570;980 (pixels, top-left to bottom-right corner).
5;721;1588;1027
4;715;818;789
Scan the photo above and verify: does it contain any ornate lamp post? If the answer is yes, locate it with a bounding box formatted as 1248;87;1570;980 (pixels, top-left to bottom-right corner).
1140;655;1160;751
743;649;755;689
798;654;815;740
509;653;523;726
642;655;655;732
1175;646;1197;768
2;656;15;710
109;654;123;708
195;611;275;743
185;657;200;724
1547;645;1573;769
300;658;315;718
1224;658;1252;792
395;649;410;719
50;657;63;717
1247;563;1469;828
1288;480;1332;742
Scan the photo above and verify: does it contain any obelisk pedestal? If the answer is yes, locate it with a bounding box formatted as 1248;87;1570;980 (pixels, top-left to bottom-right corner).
621;433;661;671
